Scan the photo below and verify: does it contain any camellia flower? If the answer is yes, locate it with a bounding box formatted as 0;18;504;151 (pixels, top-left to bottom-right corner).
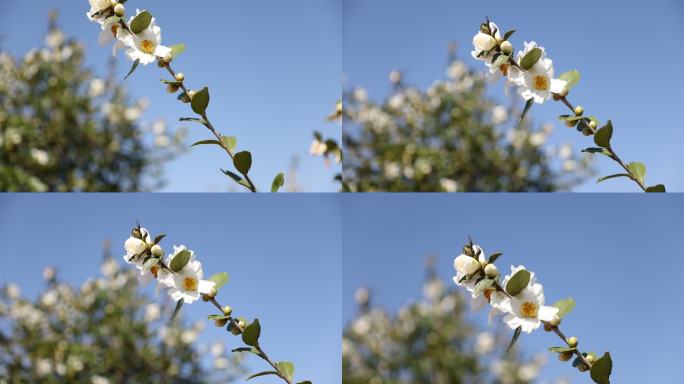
471;22;500;62
123;228;149;262
86;0;112;24
452;244;484;289
117;10;172;65
509;41;567;104
490;265;559;333
160;245;216;304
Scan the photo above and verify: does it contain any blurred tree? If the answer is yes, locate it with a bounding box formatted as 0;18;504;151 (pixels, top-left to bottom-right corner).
342;49;593;192
343;259;548;384
0;13;185;192
0;244;244;383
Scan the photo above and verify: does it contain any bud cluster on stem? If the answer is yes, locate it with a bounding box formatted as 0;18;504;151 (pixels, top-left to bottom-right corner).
453;237;612;383
471;17;665;193
122;223;310;384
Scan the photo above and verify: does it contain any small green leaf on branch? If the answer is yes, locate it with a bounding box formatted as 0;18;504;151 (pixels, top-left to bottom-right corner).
519;47;542;70
191;140;222;147
520;98;533;122
558;70;581;90
271;172;285;192
208;272;229;290
506;326;522;354
169;249;191;272
171;298;183;322
549;346;577;353
222;136;237;151
246;371;279;381
646;184;666;192
242;319;261;347
191;87;210;115
590;352;613;384
130;10;152;34
626;162;646;185
594;120;613;148
552;297;576;318
170;43;186;58
276;362;295;382
233;151;252;175
596;174;631;184
124;59;140;80
488;252;503;264
505;269;531;296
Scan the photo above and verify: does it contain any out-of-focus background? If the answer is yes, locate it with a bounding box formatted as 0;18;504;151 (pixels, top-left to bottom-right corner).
343;0;684;192
0;194;342;383
0;0;341;192
343;194;684;383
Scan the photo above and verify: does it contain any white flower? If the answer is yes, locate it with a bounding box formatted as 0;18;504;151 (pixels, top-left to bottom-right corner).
30;149;49;165
117;10;172;65
490;265;559;333
452;245;486;293
471;22;500;62
160;245;215;304
86;0;112;23
123;229;149;262
309;139;327;156
509;41;567;104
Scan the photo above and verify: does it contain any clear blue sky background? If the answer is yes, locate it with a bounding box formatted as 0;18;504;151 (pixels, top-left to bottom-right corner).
0;194;342;383
343;0;684;192
343;194;684;383
0;0;341;192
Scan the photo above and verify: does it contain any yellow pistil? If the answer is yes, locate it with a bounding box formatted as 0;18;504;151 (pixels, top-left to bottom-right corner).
182;276;198;291
520;301;539;318
483;287;495;302
500;64;509;76
533;75;550;91
140;40;156;54
150;265;159;278
111;24;119;37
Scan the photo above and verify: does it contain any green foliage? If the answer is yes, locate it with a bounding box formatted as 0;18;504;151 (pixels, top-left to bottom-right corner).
343;56;592;192
0;257;245;382
590;352;613;384
343;267;546;384
0;16;185;191
519;48;542;70
552;297;576;318
505;269;531;296
191;87;210;116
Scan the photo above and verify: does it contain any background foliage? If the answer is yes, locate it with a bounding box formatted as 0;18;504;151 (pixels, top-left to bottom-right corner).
0;245;244;383
0;14;185;192
342;50;593;192
343;260;548;384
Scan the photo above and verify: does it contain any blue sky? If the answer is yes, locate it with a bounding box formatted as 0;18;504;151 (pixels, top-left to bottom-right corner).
0;194;342;383
0;0;341;192
343;194;684;383
343;0;684;192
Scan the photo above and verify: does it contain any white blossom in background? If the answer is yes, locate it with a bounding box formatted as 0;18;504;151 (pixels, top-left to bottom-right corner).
30;149;49;166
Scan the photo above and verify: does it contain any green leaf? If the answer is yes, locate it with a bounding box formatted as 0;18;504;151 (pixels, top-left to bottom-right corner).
503;30;516;41
171;298;183;322
191;139;222;148
170;43;186;57
233;151;252;175
208;272;229;290
627;162;646;184
153;234;166;244
232;347;258;354
582;147;611;157
549;346;577;353
271;172;285;192
552;298;576;318
207;314;231;320
488;252;503;264
297;382;313;384
505;269;531;296
222;136;237;151
594;120;613;148
506;326;522;354
179;117;204;124
596;173;631;183
191;87;210;115
519;47;542;70
124;59;140;80
277;362;295;382
222;169;242;182
169;250;192;272
242;319;261;347
646;184;666;192
130;10;152;34
558;70;581;90
590;352;612;384
519;98;533;123
246;371;279;381
473;278;495;297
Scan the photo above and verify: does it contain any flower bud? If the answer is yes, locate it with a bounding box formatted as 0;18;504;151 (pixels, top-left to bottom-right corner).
578;364;589;372
222;305;233;316
214;318;228;327
187;90;197;99
567;336;578;348
544;323;553;332
174;73;185;82
237;319;246;329
585;354;596;364
202;295;211;302
559;351;573;361
230;326;241;335
124;237;147;256
454;255;481;275
559;86;569;98
150;244;163;257
114;3;125;17
206;286;217;298
565;120;577;128
473;33;497;52
484;263;498;278
166;84;179;93
588;120;597;129
500;40;513;55
574;105;584;116
161;53;173;64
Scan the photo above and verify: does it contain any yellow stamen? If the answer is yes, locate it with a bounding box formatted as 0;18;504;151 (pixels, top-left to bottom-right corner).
111;24;119;36
520;301;539;318
182;276;198;291
533;75;550;91
500;64;509;76
150;265;159;278
484;287;495;302
140;40;155;54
